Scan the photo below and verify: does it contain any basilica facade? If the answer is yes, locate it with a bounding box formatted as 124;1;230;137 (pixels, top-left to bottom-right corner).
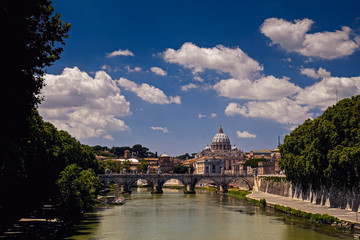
195;126;246;174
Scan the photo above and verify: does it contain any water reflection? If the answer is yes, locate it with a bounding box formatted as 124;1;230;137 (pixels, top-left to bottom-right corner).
64;188;352;240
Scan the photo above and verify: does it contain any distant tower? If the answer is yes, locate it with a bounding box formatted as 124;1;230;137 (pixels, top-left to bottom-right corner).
124;150;130;159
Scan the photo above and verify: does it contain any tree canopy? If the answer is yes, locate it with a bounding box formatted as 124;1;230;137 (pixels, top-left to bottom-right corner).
279;95;360;191
56;164;101;224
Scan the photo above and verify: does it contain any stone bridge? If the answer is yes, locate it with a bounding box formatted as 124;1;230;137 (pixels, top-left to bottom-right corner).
98;173;254;194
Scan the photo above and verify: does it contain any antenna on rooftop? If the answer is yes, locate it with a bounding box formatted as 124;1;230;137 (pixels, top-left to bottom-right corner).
278;135;280;147
336;88;338;103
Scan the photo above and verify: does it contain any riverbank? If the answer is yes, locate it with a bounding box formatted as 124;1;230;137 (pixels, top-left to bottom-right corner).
246;191;360;229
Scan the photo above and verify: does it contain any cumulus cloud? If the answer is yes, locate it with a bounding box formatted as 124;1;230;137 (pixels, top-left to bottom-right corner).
181;83;197;91
225;100;312;125
162;42;263;80
117;77;181;104
163;42;301;101
236;130;256;138
39;67;131;140
150;67;167;76
261;18;360;59
295;76;360;109
150;126;169;133
300;67;331;79
225;72;360;126
106;49;135;58
213;76;301;100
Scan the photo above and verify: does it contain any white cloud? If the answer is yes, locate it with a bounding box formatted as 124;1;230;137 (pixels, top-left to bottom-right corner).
213;76;301;100
181;83;197;91
101;64;120;73
163;42;301;101
236;130;256;138
261;18;360;59
150;126;169;133
117;77;181;104
39;67;131;140
162;42;263;80
150;67;167;76
295;76;360;109
125;65;142;73
198;113;217;119
300;67;331;79
106;49;134;58
193;75;204;82
261;18;313;52
225;100;312;125
210;113;217;118
299;27;359;59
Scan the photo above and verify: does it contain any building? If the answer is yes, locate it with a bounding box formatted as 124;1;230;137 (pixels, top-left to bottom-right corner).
195;126;246;174
248;149;272;159
158;153;182;173
195;156;224;174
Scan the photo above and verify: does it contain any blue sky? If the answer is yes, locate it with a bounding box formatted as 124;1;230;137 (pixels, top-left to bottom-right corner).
39;0;360;156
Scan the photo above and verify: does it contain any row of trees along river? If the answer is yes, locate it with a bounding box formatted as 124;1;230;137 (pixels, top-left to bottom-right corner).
0;0;102;231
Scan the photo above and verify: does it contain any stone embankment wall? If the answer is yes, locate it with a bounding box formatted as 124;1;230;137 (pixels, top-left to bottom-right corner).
256;176;360;213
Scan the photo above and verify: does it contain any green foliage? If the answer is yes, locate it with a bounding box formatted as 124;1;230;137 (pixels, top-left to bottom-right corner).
175;153;194;160
121;160;131;173
274;205;339;224
136;160;149;173
93;144;154;158
244;158;267;168
102;160;121;173
227;189;252;199
261;176;287;182
0;0;70;229
173;164;190;174
279;95;360;191
0;110;101;228
259;198;267;207
56;164;101;224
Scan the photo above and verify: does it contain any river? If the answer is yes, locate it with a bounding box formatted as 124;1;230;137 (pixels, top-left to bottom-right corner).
64;188;352;240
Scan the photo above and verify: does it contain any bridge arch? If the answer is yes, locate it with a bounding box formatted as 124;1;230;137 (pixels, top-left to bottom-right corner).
225;176;253;190
193;175;221;188
127;177;154;189
161;176;186;186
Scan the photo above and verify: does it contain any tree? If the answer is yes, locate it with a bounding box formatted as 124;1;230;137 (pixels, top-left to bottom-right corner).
0;0;70;229
132;144;149;158
244;158;267;168
175;153;194;160
56;164;101;224
136;160;150;173
121;160;131;173
279;95;360;191
102;160;121;173
1;0;70;132
173;165;189;174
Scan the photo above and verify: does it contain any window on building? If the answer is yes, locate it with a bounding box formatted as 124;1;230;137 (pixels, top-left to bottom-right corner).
212;165;215;172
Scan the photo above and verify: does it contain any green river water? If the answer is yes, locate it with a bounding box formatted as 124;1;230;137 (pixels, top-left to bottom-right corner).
64;188;353;240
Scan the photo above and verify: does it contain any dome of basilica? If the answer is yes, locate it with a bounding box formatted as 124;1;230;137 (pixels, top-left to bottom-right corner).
212;128;230;144
211;126;231;151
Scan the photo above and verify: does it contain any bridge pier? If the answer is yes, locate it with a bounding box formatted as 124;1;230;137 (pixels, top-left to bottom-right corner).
219;184;228;193
184;184;196;194
120;184;132;194
152;185;163;194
